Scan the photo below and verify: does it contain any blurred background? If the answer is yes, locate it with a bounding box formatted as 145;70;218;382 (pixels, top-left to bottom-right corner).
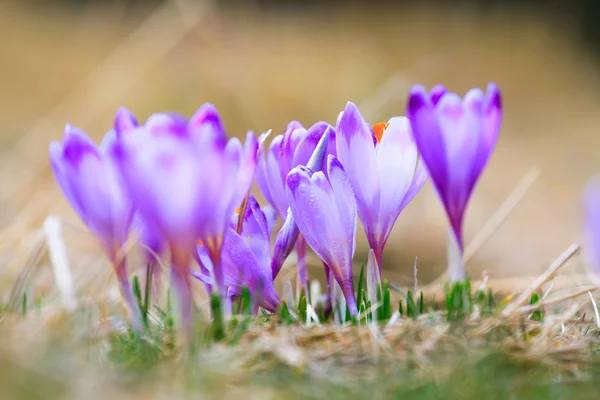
1;0;600;293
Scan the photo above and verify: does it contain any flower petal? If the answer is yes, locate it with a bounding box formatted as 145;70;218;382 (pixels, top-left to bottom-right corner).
114;107;139;136
188;103;227;149
234;131;259;204
407;85;449;206
279;120;305;176
375;117;422;246
336;102;380;225
292;122;331;168
144;112;188;137
585;177;600;274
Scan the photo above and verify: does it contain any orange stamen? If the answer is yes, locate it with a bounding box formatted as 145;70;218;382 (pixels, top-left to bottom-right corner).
371;122;389;144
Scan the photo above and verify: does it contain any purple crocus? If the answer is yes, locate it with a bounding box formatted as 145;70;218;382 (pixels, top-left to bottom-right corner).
407;83;502;282
112;105;258;332
286;155;358;316
49;124;141;330
336;102;428;272
585;177;600;276
256;120;335;290
193;195;280;312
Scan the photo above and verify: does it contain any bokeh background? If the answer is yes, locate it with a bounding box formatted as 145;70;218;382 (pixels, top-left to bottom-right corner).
1;0;600;294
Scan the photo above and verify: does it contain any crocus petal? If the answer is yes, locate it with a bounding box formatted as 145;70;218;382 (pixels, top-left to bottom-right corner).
270;209;300;279
233;131;259;205
62;124;100;167
292;122;331;168
52;125;134;253
429;85;448;106
585;178;600;274
133;213;164;258
399;155;429;211
239;196;271;267
114;107;139;136
407;86;449;199
188;103;227;149
374;117;422;246
262;136;289;218
144;112;188;137
221;227;280;311
50;141;85;220
114;134;205;250
261;205;278;237
327;155;357;259
286;167;339;271
279;120;305;176
468;83;502;191
336;102;380;223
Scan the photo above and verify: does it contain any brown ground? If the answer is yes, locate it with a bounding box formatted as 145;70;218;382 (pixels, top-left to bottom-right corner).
1;1;599;293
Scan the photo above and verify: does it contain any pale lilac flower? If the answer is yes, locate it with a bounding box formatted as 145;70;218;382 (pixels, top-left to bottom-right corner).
407;83;502;282
193;195;280;312
112;105;258;332
49;124;141;330
286;155;358;315
336;102;428;270
585;177;600;277
256;121;335;289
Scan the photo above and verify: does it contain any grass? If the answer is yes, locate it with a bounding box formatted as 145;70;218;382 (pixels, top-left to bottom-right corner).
2;257;599;399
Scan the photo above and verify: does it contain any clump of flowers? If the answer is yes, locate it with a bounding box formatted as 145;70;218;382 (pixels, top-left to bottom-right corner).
49;83;504;337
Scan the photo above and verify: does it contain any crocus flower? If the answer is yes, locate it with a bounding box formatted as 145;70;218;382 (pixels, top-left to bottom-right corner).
336;102;428;272
256;120;336;290
286;155;358;315
49;124;141;330
193;195;280;311
112;105;258;332
407;83;502;282
585;177;600;277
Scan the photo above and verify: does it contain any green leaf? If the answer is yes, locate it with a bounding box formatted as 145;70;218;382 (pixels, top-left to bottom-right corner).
398;298;404;316
529;292;543;321
241;286;252;316
407;290;416;320
382;280;391;320
298;295;307;324
211;293;225;342
21;291;27;317
356;263;366;308
278;301;293;325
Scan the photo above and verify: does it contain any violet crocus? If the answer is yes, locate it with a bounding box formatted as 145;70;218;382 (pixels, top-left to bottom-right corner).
336;102;428;273
193;195;280;312
49;125;141;330
585;177;600;277
256;120;335;290
286;155;358;316
112;105;258;333
407;83;502;283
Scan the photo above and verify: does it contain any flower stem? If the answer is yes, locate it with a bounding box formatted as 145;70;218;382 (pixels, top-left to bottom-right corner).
114;258;143;333
447;228;466;283
340;277;358;317
170;262;193;341
295;236;308;299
